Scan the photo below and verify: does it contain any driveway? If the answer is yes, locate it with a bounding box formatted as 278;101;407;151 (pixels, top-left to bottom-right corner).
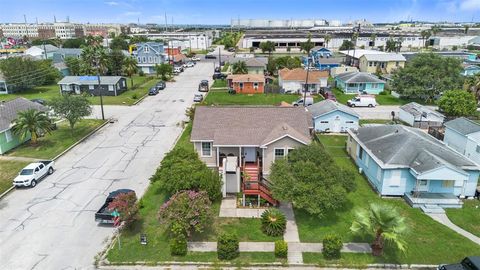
352;105;437;120
0;62;212;270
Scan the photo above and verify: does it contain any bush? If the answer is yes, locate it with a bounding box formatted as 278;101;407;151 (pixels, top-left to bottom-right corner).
322;234;343;259
139;70;145;76
217;233;239;260
274;240;288;258
261;208;287;237
378;91;387;95
132;93;138;99
170;235;187;256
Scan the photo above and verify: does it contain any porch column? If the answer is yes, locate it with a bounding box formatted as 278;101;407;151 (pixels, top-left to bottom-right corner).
216;147;220;167
242;193;245;207
258;194;261;207
239;147;242;167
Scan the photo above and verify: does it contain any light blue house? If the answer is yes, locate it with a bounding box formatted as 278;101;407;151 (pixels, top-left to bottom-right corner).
131;42;166;74
346;125;480;211
462;64;480;76
304;47;341;71
444;117;480;166
308;99;359;133
335;72;385;94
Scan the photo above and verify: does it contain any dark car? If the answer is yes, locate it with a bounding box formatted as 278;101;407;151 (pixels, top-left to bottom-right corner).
31;98;46;105
156;81;166;90
227;47;236;52
148;87;159;95
95;189;135;224
205;54;217;59
438;257;480;270
214;67;221;73
212;72;227;80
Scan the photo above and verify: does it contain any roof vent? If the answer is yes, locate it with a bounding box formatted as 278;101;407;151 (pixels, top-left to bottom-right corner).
282;125;288;130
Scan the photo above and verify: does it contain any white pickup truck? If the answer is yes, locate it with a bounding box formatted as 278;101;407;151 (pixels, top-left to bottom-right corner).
13;161;55;188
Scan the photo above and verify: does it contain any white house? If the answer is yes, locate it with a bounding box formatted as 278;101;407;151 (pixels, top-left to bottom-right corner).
399;102;445;129
24;44;59;59
444;117;480;166
278;68;328;94
308;100;360;133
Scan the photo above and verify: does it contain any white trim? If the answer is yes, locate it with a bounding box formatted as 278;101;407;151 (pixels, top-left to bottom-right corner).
213;144;258;147
191;139;214;143
261;134;309;147
274;148;286;160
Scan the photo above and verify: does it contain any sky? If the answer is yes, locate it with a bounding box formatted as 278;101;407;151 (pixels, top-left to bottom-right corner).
0;0;479;25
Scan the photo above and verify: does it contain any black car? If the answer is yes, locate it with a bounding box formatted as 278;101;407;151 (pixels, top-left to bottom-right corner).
227;47;236;52
156;81;166;90
148;87;159;95
214;67;221;73
95;189;136;224
438;257;480;270
212;72;227;80
205;54;217;59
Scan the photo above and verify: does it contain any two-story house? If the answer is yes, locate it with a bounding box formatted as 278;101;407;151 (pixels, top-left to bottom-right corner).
191;106;312;205
347;125;479;211
444;117;480;166
131;42;166;74
358;53;406;74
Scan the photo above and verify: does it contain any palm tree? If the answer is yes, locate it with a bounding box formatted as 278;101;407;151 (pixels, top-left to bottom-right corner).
81;45;108;75
351;32;359;66
324;34;332;49
465;74;480;102
11;109;52;145
421;30;432;48
465;25;470;35
300;34;315;55
232;61;248;74
123;57;138;88
350;203;407;256
370;33;377;48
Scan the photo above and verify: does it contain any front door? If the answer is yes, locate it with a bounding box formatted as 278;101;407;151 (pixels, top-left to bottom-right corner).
243;147;256;163
418;180;429;192
332;116;341;133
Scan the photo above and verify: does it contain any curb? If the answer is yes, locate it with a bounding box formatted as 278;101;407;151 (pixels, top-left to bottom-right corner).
0;119;110;201
132;93;149;106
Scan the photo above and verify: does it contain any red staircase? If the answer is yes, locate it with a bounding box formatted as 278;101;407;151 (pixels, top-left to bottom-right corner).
242;163;278;206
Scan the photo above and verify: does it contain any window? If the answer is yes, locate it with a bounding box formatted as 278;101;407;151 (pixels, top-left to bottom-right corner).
274;148;285;160
287;148;295;155
346;121;354;123
201;142;212;156
358;147;364;160
442;180;454;188
253;82;259;90
320;121;329;123
239;82;244;89
395;61;400;67
144;46;149;52
5;130;13;142
89;85;94;90
148;56;153;63
142;57;146;63
371;83;378;89
137;57;141;63
476;145;480;153
108;85;114;91
390;170;401;186
369;61;373;67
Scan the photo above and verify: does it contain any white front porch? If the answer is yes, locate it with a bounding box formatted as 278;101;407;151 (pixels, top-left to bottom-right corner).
404;192;463;209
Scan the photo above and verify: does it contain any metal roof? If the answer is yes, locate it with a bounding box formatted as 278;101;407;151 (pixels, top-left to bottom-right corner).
57;76;124;85
363;53;406;62
308;99;359;118
400;102;444;119
444;117;480;136
335;72;385;84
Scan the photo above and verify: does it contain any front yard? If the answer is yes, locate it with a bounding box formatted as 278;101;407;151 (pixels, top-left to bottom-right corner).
295;135;480;265
203;92;322;106
7;119;105;159
446;200;480;238
0;161;29;194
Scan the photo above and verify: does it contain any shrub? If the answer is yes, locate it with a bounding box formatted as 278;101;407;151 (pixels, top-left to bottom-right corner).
378;91;387;95
274;240;288;258
322;234;343;259
217;233;239;260
138;70;145;76
107;192;139;229
131;93;138;99
261;208;287;237
170;234;187;256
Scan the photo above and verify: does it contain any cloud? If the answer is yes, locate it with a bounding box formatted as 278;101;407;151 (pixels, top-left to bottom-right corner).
105;1;119;6
123;11;141;16
459;0;480;10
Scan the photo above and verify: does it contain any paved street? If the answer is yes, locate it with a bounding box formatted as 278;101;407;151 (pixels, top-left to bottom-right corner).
0;62;213;270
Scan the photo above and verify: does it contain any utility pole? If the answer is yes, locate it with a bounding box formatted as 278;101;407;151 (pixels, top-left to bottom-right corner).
303;54;310;107
218;46;221;68
42;41;47;60
164;13;167;32
95;58;105;120
24;15;29;41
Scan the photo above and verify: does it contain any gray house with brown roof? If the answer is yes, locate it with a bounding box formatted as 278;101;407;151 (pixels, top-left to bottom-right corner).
191;106;312;203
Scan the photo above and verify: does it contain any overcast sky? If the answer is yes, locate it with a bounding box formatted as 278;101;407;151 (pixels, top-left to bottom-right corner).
1;0;479;24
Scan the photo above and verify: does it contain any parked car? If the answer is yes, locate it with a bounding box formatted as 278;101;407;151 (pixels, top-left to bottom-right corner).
347;95;376;108
175;65;184;72
323;92;337;102
95;189;136;224
205;54;217;59
31;98;46;105
191;56;200;61
182;63;188;69
148;87;159;95
13;161;55;188
438;256;480;270
173;66;182;74
186;62;195;68
193;94;204;102
212;72;227;80
214;67;221;73
292;97;314;107
227;47;236;52
156;81;166;90
199;80;209;92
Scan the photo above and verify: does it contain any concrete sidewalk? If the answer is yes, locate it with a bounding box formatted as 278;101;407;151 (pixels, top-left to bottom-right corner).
188;242;274;252
427;213;480;245
0;156;40;162
288;242;371;253
279;203;303;264
218;196;267;218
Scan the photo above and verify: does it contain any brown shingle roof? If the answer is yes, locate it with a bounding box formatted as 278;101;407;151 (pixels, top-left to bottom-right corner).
0;97;48;132
226;74;265;83
191;106;312;146
278;68;329;84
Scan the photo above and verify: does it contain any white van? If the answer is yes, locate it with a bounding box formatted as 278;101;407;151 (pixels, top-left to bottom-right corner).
292;97;314;106
347;95;376;108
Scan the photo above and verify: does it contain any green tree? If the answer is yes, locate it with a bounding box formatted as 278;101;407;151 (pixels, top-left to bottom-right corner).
275;56;302;70
85;35;104;46
65;56;82;76
421;30;432;48
438;90;477;117
300;34;314;54
266;56;277;75
369;33;377;48
249;46;255;53
260;41;276;54
350;203;407;256
49;95;92;132
465;73;480;102
339;40;354;50
324;34;332;48
155;63;173;80
270;144;356;217
107;49;125;76
385;38;397;52
465;25;470;34
80;45;108;75
63;38;85;48
231;61;248;74
11;109;52;145
110;35;128;50
391;53;464;102
108;192;139;229
128;35;149;45
123;56;138;88
0;57;59;90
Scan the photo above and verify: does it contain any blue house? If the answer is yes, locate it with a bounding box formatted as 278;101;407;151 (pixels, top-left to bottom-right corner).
308;99;359;133
131;42;166;74
346;125;480;211
335;72;385;94
304;47;341;70
444;117;480;166
462;64;480;76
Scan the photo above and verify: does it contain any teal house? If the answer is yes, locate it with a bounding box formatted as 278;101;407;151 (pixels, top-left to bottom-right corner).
335;72;385;94
462;64;480;76
0;98;47;154
347;125;480;211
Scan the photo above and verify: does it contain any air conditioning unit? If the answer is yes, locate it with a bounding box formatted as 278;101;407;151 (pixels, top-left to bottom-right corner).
359;168;363;174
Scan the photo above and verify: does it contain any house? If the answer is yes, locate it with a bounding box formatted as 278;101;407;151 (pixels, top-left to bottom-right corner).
308;99;359;133
191;106;312;204
330;66;359;77
462;64;480;76
0;73;9;94
314;57;342;71
244;58;266;74
278;68;329;94
339;49;388;67
24;44;59;59
131;42;166;74
306;47;340;70
311;47;333;58
226;74;265;94
358;53;406;74
57;76;127;96
399;102;445;129
0;98;48;154
335;72;385;94
346;125;480;210
444;117;480;166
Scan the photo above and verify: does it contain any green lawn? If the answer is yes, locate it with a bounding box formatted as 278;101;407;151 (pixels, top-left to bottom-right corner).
303;252;386;267
0;161;29;194
294;135;480;265
0;76;157;106
446;200;480;238
212;79;227;88
331;88;436;106
203;92;323;106
7;119;104;159
359;119;395;125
